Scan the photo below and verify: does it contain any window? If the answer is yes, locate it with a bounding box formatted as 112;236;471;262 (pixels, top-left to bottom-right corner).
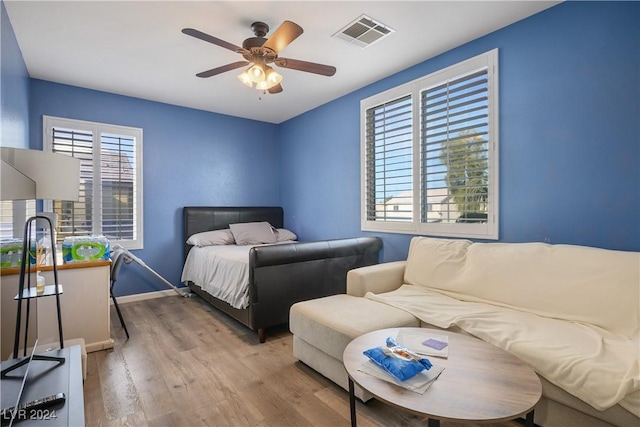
0;200;36;240
43;116;143;250
361;49;499;239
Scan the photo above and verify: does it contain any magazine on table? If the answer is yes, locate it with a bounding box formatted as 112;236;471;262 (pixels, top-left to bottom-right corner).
396;329;449;358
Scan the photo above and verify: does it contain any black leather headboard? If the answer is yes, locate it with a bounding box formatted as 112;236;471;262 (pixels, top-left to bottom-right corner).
183;206;284;260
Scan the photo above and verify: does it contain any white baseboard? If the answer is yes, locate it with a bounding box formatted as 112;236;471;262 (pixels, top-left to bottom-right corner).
112;289;185;305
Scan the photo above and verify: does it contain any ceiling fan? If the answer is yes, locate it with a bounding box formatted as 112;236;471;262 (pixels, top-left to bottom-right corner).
182;21;337;94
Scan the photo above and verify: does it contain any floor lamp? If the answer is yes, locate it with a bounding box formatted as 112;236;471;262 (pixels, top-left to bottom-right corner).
0;147;80;376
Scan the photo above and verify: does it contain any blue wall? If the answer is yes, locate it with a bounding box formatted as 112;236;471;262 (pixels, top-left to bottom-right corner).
280;1;640;261
1;1;29;148
29;80;280;295
4;1;639;296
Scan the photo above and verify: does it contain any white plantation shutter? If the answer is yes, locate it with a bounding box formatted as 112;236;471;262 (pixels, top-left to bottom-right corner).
0;200;36;240
421;69;490;224
100;133;137;241
44;116;143;249
51;127;94;241
0;201;17;239
361;49;498;239
364;94;413;222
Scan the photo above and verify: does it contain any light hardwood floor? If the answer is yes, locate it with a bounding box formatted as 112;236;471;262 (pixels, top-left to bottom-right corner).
84;295;525;426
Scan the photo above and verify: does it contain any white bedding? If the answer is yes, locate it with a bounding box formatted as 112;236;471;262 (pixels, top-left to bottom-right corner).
181;242;294;309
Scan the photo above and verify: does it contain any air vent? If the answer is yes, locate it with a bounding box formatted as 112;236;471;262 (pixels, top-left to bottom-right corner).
332;14;395;48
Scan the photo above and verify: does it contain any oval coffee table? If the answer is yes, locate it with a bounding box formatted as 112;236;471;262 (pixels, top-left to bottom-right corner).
343;327;542;427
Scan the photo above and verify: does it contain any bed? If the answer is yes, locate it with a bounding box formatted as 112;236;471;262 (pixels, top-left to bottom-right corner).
182;206;382;342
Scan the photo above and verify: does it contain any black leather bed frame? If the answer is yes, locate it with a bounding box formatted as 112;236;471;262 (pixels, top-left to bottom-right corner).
183;206;382;342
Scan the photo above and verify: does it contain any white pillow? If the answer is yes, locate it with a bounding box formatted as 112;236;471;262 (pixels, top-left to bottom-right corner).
187;229;235;247
276;228;297;242
229;222;277;245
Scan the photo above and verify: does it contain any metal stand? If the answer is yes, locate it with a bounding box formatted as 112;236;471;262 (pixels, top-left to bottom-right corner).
1;216;65;377
111;243;192;297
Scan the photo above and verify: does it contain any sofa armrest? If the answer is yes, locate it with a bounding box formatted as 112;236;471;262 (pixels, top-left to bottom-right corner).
347;261;406;297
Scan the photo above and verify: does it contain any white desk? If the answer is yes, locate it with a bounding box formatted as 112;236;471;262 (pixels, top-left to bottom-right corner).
1;261;114;358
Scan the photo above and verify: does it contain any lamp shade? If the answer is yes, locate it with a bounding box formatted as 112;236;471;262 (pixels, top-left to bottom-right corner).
0;147;80;201
247;64;266;83
237;71;253;87
264;67;282;88
0;158;35;200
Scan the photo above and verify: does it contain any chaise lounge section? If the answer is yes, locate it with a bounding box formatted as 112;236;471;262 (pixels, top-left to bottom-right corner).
290;237;639;427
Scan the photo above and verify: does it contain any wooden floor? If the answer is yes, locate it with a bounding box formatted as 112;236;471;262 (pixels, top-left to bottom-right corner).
84;295;524;426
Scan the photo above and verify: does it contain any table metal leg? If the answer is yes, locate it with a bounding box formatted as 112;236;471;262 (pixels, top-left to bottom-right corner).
525;410;535;427
349;378;356;427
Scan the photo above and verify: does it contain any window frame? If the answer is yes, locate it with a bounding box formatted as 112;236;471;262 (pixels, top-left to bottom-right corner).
43;116;144;250
360;49;499;240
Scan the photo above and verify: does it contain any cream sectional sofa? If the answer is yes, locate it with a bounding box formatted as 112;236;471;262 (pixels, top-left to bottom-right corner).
290;237;640;427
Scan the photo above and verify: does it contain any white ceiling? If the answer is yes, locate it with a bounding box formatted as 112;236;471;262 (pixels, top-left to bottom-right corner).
5;1;558;124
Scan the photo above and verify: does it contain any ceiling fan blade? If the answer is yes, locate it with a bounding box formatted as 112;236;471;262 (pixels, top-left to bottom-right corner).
182;28;243;53
196;61;249;78
268;84;283;94
262;21;303;54
275;58;336;76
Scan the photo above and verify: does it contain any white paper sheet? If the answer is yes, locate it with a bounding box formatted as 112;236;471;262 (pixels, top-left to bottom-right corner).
396;329;449;358
358;360;445;394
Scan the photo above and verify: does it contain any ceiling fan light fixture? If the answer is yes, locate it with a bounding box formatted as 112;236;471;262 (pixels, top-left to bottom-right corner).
255;80;270;91
265;67;282;88
248;63;266;83
237;71;253;87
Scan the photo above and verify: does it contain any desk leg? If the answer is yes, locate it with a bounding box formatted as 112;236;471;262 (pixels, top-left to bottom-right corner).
525;410;535;427
349;378;356;427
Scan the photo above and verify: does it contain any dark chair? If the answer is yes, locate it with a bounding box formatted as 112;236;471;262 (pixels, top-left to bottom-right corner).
110;248;130;339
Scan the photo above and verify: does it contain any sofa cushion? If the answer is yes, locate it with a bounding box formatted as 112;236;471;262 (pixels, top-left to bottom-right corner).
289;294;419;361
405;237;640;339
460;242;637;338
404;237;472;290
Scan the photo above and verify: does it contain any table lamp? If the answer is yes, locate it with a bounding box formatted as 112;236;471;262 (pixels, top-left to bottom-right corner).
0;147;80;377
